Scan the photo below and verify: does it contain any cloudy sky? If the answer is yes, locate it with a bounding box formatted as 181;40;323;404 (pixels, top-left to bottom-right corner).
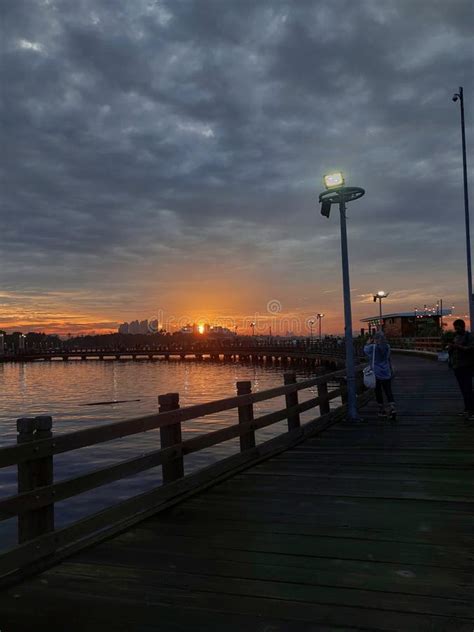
1;0;472;335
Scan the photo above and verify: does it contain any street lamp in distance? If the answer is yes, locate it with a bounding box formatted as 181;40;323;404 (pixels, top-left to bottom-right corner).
453;87;473;330
316;313;325;341
373;290;389;331
308;319;315;343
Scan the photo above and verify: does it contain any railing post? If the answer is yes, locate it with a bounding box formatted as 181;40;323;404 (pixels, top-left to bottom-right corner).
17;415;54;544
158;393;184;484
34;416;54;535
317;381;331;416
236;381;256;451
340;378;348;405
284;373;300;431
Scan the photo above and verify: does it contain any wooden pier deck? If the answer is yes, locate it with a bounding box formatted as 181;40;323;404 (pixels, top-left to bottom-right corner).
1;355;473;631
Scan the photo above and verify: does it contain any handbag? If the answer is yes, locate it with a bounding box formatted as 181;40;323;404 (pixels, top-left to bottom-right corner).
437;351;449;362
363;343;376;389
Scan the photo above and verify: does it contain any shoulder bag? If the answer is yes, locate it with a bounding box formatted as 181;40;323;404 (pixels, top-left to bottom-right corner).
363;344;376;389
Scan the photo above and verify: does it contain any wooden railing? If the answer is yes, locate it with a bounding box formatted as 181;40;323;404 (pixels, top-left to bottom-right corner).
389;337;442;352
0;365;371;587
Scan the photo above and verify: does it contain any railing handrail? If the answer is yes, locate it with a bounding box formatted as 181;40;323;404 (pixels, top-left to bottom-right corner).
0;367;354;468
0;364;371;587
0;387;347;522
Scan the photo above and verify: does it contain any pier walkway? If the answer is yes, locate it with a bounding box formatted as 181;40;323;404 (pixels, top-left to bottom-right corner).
1;355;473;631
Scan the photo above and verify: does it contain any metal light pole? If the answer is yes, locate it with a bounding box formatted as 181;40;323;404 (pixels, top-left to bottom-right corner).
373;291;388;331
250;322;255;337
317;313;325;341
319;173;365;423
453;87;473;330
308;319;315;343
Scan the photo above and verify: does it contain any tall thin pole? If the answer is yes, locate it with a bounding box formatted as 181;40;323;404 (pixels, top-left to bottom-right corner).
319;317;322;341
339;193;358;421
378;297;383;331
457;87;473;330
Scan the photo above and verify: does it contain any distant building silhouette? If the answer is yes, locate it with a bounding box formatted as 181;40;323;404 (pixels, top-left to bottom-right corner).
118;320;151;335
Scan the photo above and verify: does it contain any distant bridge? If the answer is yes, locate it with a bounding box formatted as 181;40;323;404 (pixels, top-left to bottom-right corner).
0;337;442;364
0;340;358;367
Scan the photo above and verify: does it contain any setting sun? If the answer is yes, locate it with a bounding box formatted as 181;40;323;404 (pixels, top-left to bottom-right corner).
197;324;205;334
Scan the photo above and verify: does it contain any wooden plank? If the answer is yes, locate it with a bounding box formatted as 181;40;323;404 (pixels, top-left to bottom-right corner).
44;560;474;618
72;542;474;600
1;577;461;632
203;476;474;502
94;527;474;570
139;505;474;546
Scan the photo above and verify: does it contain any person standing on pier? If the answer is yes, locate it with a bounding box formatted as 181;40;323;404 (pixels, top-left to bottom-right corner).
447;319;474;420
364;331;396;421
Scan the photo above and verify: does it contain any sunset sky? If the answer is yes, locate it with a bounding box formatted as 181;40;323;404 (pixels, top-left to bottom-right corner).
1;0;473;335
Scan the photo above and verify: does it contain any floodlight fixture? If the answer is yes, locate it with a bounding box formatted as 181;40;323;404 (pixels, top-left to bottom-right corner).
321;199;331;218
324;172;345;190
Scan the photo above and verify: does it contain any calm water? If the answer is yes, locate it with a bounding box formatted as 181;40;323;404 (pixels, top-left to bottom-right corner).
0;358;331;549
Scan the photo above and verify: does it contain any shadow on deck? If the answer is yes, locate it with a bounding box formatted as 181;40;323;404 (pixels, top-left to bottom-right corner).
1;355;473;631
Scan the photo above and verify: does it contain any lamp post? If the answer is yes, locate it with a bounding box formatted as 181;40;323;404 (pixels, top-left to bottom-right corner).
250;322;255;337
373;291;388;331
308;319;315;343
453;87;473;329
317;313;325;341
319;172;365;422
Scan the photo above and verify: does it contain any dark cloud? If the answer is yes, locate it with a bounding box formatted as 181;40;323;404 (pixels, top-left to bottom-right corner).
0;0;472;330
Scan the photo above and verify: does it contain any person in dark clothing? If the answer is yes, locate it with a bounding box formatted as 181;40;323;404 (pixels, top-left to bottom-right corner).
447;319;474;420
364;331;396;421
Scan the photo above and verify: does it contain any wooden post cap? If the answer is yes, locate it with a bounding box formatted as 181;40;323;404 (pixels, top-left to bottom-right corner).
17;418;36;434
35;416;53;431
158;393;180;409
236;381;252;394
